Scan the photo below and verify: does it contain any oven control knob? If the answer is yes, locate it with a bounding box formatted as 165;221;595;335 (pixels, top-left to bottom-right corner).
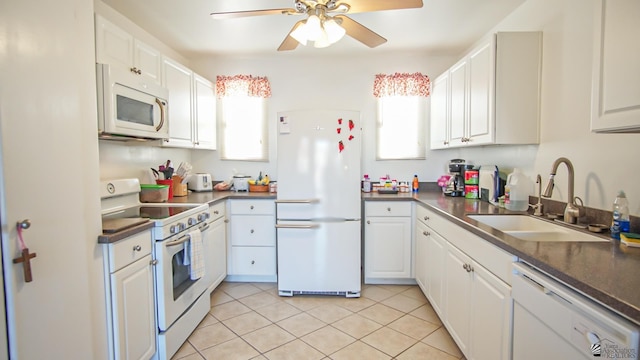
188;217;196;226
170;225;177;234
197;213;205;222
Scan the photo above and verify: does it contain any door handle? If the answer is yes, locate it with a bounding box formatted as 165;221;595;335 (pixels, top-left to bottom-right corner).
275;224;319;229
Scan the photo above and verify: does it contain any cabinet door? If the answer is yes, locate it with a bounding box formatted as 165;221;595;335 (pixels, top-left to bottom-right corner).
209;217;227;291
133;39;161;85
426;228;446;316
444;243;471;354
111;255;156;360
162;57;194;148
365;216;412;280
95;14;134;71
469;262;511;360
591;0;640;132
449;58;468;147
414;220;429;292
193;74;217;150
467;41;493;145
430;72;450;149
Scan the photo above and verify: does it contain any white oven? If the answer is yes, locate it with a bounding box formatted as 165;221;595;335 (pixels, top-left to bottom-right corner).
154;225;209;332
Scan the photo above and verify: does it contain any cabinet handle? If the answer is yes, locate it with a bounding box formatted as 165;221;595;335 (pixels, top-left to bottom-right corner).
133;245;142;252
424;216;429;221
214;210;219;215
250;229;255;234
462;263;474;273
250;205;254;210
251;260;255;265
150;259;158;266
130;67;142;75
444;141;449;145
423;231;430;236
367;220;371;224
387;207;391;212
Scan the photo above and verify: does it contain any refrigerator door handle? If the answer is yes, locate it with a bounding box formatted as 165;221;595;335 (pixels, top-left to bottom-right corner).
275;199;319;204
275;224;320;229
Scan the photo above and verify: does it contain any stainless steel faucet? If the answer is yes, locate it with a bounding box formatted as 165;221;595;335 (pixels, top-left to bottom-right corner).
541;157;583;224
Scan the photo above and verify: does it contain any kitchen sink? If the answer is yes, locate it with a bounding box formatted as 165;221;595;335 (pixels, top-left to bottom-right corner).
467;215;609;243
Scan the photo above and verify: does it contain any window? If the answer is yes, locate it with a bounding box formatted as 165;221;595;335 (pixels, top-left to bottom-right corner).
377;96;426;159
373;72;430;160
216;75;271;161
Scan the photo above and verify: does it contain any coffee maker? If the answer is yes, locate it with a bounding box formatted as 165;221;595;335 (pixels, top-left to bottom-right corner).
444;159;466;197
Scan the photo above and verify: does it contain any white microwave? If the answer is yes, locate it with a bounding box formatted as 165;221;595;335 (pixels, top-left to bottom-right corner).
96;63;169;140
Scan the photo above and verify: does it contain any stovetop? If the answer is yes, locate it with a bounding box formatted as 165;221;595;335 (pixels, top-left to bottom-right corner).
102;204;201;221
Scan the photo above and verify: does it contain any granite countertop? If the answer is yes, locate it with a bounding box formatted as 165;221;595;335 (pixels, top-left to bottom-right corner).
98;221;154;244
364;190;640;326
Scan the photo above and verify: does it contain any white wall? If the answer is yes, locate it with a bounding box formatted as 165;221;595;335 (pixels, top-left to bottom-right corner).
189;51;457;185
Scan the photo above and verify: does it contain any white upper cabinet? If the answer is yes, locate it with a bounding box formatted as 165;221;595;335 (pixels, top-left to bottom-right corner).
95;14;161;85
193;74;217;150
161;57;217;150
591;0;640;133
162;57;194;148
430;72;450;149
430;32;542;149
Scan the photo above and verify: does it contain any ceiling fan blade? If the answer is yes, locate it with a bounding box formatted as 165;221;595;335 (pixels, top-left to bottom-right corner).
277;21;305;51
335;15;387;48
210;8;298;20
342;0;423;14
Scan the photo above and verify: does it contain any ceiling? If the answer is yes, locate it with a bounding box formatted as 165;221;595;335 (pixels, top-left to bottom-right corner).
100;0;526;58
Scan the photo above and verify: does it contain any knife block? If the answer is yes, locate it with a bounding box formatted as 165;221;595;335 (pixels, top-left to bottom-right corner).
172;176;188;197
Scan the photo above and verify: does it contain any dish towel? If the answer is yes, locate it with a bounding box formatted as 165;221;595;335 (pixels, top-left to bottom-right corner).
184;229;205;280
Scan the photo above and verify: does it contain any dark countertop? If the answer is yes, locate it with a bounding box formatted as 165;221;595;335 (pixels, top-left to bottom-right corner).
364;190;640;326
98;221;154;244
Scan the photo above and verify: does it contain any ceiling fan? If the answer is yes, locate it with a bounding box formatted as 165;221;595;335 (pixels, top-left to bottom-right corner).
210;0;424;51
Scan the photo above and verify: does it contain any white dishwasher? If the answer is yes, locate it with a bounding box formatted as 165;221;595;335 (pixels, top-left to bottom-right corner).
512;262;639;359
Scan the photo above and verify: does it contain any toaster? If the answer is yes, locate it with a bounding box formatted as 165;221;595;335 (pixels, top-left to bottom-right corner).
187;173;212;192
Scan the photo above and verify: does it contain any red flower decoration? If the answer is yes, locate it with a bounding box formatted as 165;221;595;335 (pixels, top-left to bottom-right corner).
338;118;342;125
338;140;344;153
348;135;354;141
348;119;354;131
337;128;341;134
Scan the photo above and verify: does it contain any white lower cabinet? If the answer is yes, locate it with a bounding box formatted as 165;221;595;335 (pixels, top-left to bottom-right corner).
202;201;226;293
414;204;513;360
364;201;414;284
103;230;156;360
227;199;276;282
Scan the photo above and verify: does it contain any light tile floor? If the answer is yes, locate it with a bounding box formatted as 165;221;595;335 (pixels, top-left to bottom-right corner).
171;282;464;360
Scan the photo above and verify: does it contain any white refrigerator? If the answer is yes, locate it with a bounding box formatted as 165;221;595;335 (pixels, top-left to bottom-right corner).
276;109;361;297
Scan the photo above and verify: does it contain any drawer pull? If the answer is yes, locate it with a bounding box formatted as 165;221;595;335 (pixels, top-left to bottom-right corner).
424;216;429;221
251;260;255;265
250;229;255;234
387;207;391;212
250;205;254;210
133;245;142;252
423;231;430;236
214;210;219;215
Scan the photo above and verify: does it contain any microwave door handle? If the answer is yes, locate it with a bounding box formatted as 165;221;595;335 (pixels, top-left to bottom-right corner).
155;98;166;132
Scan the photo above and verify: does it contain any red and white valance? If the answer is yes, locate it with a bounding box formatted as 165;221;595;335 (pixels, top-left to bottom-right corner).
216;75;272;98
372;72;431;98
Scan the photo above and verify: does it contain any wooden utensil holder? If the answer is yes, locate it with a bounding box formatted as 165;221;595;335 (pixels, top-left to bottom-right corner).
172;176;188;197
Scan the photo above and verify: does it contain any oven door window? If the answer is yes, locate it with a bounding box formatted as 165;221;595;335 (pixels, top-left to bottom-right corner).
172;249;196;300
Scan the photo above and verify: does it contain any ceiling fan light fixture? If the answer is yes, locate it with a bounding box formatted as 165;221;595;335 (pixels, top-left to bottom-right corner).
323;18;346;44
313;30;331;48
290;20;309;45
305;15;323;41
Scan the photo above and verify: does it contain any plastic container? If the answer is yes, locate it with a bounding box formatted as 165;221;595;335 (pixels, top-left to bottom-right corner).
464;169;479;185
412;175;419;192
504;168;532;211
140;184;170;203
611;190;630;240
362;175;371;193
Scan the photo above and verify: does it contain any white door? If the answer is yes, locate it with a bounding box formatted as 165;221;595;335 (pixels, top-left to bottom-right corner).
364;216;412;279
0;1;102;358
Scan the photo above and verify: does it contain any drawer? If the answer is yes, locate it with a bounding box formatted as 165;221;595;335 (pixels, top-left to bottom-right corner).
107;230;152;273
230;246;276;276
365;201;412;217
230;200;274;215
416;204;432;225
209;201;226;221
230;215;275;246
